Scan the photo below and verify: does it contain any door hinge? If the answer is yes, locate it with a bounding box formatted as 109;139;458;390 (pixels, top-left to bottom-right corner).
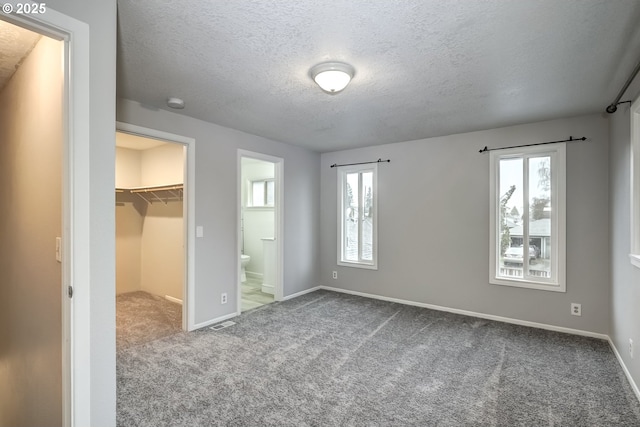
68;286;73;298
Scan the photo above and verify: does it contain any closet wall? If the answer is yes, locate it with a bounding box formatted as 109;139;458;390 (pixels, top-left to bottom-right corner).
115;141;184;300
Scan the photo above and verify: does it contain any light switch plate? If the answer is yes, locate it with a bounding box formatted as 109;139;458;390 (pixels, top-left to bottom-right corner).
196;226;204;238
56;237;62;263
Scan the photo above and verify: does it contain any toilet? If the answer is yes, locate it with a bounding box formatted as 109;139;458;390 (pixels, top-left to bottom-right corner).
240;254;250;282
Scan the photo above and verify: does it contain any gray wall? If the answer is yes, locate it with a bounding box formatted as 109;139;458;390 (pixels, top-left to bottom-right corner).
321;114;610;334
609;85;640;391
117;99;321;324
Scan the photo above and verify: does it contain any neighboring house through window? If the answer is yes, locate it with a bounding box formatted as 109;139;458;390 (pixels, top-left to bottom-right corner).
489;143;566;291
338;164;378;269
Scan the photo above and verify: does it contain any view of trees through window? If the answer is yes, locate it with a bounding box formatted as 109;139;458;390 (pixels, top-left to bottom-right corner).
498;155;552;279
342;170;374;263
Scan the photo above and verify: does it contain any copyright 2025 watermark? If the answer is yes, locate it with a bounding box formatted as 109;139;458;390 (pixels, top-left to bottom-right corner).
2;3;47;14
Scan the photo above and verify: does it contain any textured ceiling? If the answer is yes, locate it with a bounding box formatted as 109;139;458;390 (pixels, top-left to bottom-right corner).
117;0;640;152
0;20;40;91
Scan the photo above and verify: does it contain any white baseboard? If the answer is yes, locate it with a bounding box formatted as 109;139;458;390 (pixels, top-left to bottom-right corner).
281;286;321;301
164;295;183;305
191;312;238;331
246;271;263;280
203;284;640;404
319;286;608;340
608;337;640;402
261;283;275;295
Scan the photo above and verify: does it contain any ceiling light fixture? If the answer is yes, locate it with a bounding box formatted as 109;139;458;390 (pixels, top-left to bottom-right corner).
310;62;355;94
167;97;185;109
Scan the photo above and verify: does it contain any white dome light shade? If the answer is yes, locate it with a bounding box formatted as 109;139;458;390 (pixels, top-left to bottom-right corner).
310;62;355;94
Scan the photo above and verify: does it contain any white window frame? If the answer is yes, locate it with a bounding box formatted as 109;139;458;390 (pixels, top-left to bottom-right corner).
248;178;275;208
337;164;378;269
489;143;566;292
630;95;640;269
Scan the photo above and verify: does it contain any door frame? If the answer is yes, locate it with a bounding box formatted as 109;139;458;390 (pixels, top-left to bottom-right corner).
116;122;197;331
1;8;91;427
237;150;284;314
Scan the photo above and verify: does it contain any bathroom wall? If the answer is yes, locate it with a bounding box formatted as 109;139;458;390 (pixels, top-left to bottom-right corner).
241;158;275;278
115;142;185;300
0;35;64;426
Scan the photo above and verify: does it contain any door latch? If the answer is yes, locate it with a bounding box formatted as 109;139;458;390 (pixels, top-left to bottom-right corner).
68;286;73;298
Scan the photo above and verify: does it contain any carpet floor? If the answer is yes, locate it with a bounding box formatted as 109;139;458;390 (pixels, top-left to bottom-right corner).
117;290;640;426
117;291;182;350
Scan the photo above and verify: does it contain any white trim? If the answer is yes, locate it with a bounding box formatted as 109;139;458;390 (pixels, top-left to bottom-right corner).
192;311;239;330
164;295;183;305
115;122;197;331
276;286;640;404
281;286;322;301
336;163;378;269
246;271;264;280
260;285;640;406
608;337;640;402
261;283;275;295
489;144;566;291
237;150;284;315
630;95;640;268
4;8;92;427
319;286;607;340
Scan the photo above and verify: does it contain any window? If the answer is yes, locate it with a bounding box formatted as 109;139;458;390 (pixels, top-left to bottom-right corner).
338;164;377;269
631;95;640;269
489;144;566;291
249;179;274;207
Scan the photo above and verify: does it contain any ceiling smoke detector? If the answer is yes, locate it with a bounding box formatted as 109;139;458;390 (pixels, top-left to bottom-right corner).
310;62;355;94
167;97;185;109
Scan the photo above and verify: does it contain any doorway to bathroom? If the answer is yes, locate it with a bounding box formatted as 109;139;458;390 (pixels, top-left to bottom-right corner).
238;151;284;313
115;123;196;334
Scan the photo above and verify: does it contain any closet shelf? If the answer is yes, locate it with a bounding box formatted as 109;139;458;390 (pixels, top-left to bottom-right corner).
116;183;183;205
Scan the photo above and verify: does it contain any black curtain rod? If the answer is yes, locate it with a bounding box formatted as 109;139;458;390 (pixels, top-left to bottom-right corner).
606;57;640;114
330;158;391;168
478;136;586;154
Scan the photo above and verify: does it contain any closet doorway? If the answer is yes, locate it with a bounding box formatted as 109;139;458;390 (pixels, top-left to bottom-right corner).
115;124;195;336
237;150;284;313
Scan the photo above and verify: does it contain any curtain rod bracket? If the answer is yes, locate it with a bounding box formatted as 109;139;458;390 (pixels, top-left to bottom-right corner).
606;100;633;113
606;56;640;114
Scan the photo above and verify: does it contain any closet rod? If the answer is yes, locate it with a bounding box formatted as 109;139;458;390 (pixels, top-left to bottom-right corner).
478;136;586;153
330;158;390;168
129;184;183;193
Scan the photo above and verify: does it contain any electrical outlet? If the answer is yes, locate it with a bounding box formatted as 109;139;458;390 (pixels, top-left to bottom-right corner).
332;271;337;279
221;293;227;304
630;339;634;359
571;303;581;316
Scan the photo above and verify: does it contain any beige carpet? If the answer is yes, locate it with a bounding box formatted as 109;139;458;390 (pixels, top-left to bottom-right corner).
116;291;182;350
